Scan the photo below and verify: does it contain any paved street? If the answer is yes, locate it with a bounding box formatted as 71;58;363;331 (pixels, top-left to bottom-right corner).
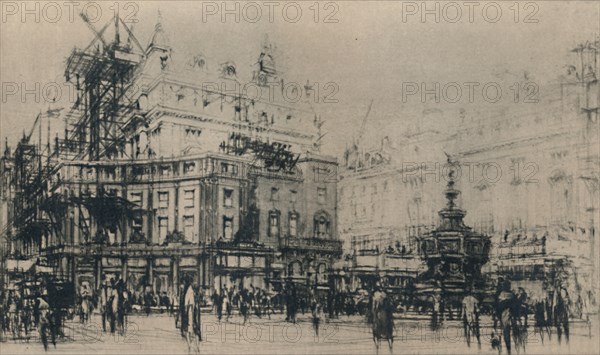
1;312;597;354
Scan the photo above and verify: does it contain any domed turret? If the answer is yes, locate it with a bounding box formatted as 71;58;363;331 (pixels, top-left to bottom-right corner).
147;11;170;52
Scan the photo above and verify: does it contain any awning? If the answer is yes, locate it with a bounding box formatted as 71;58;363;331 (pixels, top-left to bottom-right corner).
5;259;36;272
35;265;55;274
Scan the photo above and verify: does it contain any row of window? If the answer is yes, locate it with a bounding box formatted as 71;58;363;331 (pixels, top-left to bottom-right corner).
340;180;389;200
130;185;330;211
288;261;328;281
270;187;327;204
133;210;330;242
269;211;330;239
130;189;203;209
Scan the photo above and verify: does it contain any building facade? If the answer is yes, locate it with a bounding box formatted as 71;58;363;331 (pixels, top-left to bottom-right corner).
1;15;341;297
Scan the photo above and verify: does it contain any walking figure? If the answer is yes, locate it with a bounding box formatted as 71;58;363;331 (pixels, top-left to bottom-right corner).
496;281;518;355
37;292;56;351
462;292;481;348
180;281;197;352
554;287;570;344
311;298;323;337
99;280;109;332
371;285;394;352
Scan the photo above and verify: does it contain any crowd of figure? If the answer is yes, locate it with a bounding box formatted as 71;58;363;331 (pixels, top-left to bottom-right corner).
2;273;591;354
0;286;63;351
491;279;572;354
431;279;576;355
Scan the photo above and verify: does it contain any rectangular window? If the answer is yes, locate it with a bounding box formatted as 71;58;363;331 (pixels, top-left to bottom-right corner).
317;188;326;204
158;217;169;243
183;215;194;240
130;192;142;206
158;191;169;209
218;162;237;175
160;165;171;176
271;187;279;201
223;217;233;239
184;162;196;174
289;213;298;237
290;190;297;203
184;190;195;208
223;189;233;207
132;215;142;232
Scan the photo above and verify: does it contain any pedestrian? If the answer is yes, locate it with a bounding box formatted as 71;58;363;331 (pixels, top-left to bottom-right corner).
182;281;199;352
222;293;232;322
144;289;153;317
496;281;517;355
110;279;121;334
99;280;109;332
534;299;550;344
462;291;481;348
311;298;323;337
22;299;31;336
288;284;298;323
8;292;19;340
37;291;56;351
371;284;394;351
240;294;250;325
265;293;273;319
177;283;185;336
430;293;442;331
192;284;202;347
554;287;570;344
212;291;222;321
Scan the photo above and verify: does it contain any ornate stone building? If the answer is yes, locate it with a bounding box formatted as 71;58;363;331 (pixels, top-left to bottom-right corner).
2;15;341;296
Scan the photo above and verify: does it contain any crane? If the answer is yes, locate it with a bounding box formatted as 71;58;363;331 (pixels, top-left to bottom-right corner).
355;99;373;147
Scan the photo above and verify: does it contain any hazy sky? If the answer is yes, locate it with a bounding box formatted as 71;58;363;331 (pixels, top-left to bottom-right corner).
1;1;598;157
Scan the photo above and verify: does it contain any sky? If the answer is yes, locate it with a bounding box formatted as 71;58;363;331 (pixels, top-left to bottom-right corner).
1;1;598;157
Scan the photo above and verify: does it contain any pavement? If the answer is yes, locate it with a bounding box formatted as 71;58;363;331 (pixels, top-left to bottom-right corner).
1;312;598;354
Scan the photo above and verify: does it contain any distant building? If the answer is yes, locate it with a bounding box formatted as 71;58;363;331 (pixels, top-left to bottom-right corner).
339;42;600;301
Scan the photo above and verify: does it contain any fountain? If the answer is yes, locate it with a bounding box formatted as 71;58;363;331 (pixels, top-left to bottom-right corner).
415;158;491;305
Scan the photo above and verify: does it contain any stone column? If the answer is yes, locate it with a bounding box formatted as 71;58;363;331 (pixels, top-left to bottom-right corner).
71;256;78;288
121;257;128;283
197;256;203;288
171;257;180;295
95;257;103;290
146;258;154;291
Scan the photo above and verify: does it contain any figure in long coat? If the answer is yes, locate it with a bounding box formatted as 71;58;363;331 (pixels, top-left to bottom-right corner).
181;283;200;352
372;288;394;351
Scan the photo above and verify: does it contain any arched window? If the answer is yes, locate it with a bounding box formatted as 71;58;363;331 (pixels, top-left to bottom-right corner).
316;263;328;283
288;212;299;237
313;211;331;238
288;261;302;276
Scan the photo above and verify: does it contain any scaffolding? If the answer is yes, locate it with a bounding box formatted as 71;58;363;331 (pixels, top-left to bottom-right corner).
3;13;147;261
63;13;144;161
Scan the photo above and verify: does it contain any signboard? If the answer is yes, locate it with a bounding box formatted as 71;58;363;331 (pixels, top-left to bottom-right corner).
220;133;300;173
